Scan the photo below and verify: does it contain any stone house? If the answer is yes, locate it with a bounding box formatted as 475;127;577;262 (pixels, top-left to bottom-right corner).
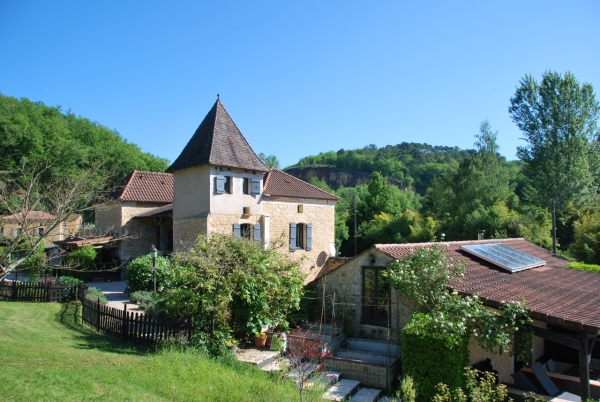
316;238;600;397
95;98;338;282
0;211;82;247
94;170;174;264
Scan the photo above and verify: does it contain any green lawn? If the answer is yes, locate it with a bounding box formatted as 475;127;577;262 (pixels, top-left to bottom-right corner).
0;302;300;401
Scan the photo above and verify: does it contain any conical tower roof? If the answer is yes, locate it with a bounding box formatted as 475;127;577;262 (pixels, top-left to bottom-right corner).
167;99;270;173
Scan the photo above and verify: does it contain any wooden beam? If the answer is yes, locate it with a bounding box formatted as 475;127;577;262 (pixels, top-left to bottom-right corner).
532;327;580;350
579;331;592;400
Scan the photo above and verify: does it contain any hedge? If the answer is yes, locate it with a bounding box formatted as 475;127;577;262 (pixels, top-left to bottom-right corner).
401;313;470;402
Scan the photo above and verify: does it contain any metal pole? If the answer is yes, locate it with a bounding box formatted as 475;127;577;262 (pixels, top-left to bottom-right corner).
551;199;557;254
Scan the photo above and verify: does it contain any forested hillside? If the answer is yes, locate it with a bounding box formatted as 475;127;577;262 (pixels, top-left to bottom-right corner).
289;72;600;264
0;94;169;217
290;142;477;194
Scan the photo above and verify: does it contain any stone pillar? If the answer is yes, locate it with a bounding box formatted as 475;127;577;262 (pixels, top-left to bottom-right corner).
261;214;270;250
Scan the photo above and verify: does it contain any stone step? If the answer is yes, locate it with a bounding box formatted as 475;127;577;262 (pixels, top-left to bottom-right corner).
286;362;318;385
235;348;280;369
323;379;361;401
349;387;382;402
335;349;396;365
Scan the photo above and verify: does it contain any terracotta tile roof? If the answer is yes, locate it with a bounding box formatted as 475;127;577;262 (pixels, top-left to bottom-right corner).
263;169;339;202
134;204;173;218
110;171;173;203
375;238;600;333
1;211;57;221
167;99;270;173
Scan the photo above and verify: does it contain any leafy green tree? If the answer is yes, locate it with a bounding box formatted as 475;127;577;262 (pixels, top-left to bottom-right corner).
568;208;600;264
509;71;600;211
257;152;280;169
66;245;97;271
159;234;304;355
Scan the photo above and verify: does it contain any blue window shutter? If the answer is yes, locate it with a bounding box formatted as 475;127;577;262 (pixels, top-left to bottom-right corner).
289;223;297;250
251;178;261;195
253;224;261;244
233;223;241;239
306;223;312;251
216;176;225;194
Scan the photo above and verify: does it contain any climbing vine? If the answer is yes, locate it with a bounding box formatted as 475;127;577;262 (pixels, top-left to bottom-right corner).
385;244;533;360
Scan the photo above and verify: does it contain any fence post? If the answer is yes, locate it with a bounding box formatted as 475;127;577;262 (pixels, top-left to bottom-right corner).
122;304;128;343
97;298;101;331
46;281;50;302
11;281;17;301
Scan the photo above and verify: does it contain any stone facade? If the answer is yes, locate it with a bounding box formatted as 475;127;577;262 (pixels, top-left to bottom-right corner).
96;202;168;262
0;215;82;247
318;247;550;385
263;198;335;282
314;249;413;341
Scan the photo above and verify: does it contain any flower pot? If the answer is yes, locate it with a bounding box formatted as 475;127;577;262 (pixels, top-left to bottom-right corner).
254;336;267;348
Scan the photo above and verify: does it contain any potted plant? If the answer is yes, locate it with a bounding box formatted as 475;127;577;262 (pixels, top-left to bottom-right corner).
254;331;267;348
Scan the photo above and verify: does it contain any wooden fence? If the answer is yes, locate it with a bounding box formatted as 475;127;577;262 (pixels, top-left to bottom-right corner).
79;283;194;346
0;280;78;302
0;280;194;347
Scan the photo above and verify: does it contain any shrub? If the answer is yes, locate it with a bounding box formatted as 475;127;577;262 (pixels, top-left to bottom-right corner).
59;276;81;286
126;254;170;293
86;286;108;304
130;290;157;313
402;313;470;402
568;261;600;274
66;245;97;271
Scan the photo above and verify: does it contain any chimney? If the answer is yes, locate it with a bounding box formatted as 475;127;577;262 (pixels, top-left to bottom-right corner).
477;230;485;241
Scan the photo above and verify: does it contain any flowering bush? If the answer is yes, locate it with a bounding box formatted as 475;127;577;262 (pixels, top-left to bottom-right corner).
387;245;532;401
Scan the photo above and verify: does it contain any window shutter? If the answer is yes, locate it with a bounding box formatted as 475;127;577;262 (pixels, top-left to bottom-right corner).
251;178;261;195
233;223;241;239
289;223;297;250
216;176;225;194
306;223;312;251
253;224;261;245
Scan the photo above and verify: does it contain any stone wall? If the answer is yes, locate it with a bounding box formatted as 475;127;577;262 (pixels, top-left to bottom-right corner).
315;250;413;341
468;338;514;384
119;203;166;262
263;199;335;282
95;203;123;235
95;202;169;262
173;217;207;251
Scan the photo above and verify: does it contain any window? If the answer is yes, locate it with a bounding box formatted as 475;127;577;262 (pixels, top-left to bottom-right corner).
240;223;251;239
289;223;312;251
215;175;232;194
243;178;250;195
362;267;390;326
233;223;261;245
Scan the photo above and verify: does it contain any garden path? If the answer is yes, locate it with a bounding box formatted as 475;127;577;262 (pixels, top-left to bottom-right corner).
86;280;142;312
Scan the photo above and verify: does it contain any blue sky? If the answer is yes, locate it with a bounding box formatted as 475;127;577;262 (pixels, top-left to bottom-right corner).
1;1;599;169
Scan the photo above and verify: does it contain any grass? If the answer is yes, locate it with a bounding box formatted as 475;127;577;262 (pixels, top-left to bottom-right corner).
0;301;301;401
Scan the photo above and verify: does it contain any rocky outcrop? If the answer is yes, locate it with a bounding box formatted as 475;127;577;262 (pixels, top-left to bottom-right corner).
284;167;409;191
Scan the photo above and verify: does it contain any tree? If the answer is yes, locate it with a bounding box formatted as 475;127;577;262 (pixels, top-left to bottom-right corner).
509;71;600;211
258;153;280;169
0;163;110;281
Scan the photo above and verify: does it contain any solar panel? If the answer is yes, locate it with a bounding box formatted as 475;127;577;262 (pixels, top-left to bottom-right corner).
461;243;546;273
